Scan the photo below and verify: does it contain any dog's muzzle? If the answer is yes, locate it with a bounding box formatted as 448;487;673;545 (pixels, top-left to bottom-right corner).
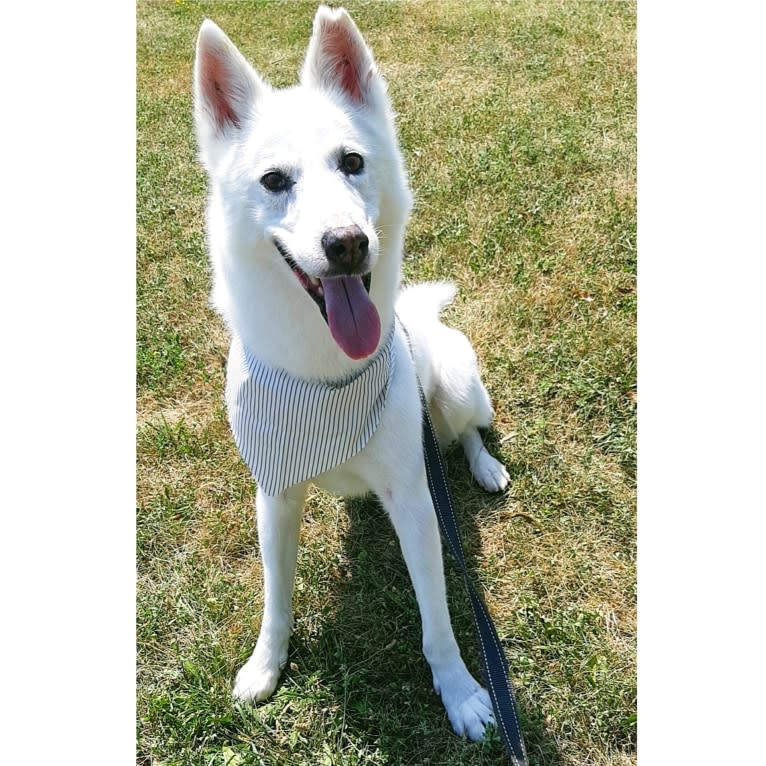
321;225;369;274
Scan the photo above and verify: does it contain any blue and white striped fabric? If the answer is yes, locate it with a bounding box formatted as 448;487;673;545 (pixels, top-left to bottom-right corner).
225;324;395;497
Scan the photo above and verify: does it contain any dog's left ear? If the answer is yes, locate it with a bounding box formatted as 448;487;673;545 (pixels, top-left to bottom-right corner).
300;5;386;106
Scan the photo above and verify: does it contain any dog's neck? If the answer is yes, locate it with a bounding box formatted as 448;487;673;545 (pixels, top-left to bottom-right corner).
226;318;397;495
242;316;396;387
216;249;401;382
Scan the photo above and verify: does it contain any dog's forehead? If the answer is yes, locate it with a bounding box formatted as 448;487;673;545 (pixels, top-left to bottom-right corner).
248;87;364;163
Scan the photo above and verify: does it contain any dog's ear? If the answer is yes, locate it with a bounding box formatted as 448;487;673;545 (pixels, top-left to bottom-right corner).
194;20;268;172
300;6;386;106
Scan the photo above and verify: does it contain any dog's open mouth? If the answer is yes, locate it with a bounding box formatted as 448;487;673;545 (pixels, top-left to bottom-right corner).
275;240;380;360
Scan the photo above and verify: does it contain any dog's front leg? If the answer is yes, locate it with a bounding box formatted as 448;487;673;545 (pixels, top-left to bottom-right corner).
378;473;495;741
233;483;307;702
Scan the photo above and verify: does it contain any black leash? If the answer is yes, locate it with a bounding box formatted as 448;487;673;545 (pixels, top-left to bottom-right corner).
417;379;529;765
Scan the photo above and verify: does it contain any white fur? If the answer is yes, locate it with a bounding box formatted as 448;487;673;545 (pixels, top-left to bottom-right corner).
194;6;509;741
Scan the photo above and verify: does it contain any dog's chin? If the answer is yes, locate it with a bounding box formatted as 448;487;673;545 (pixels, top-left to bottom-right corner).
273;240;372;323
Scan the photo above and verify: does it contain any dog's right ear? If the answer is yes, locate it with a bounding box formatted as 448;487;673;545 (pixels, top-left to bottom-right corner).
193;20;268;172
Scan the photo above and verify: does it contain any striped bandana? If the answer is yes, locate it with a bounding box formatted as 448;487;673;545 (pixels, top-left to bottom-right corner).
225;323;395;496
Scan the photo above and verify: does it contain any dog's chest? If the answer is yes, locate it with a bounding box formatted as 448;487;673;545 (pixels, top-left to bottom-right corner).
225;324;396;496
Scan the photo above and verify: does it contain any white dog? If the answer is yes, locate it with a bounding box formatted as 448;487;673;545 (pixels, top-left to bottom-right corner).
193;5;510;741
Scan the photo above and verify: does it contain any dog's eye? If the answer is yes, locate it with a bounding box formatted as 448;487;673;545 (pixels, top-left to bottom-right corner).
261;171;290;193
341;153;364;175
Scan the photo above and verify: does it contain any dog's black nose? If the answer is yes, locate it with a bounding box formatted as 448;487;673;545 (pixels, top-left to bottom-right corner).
321;226;369;271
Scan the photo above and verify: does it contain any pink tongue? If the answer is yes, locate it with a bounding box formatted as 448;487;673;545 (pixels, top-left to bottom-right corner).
320;275;380;359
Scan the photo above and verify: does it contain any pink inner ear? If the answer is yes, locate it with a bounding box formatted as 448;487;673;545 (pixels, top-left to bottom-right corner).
338;55;362;101
323;25;365;102
201;48;240;132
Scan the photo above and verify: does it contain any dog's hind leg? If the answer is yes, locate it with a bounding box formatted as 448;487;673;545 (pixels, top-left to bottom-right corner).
459;425;510;492
430;337;510;493
460;426;511;492
397;283;510;492
233;482;308;702
456;380;510;493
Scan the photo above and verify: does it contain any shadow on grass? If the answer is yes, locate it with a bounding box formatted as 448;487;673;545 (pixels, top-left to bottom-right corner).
138;438;564;765
281;440;562;766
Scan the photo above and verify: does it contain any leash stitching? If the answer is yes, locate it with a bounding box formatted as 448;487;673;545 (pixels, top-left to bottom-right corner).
397;314;527;764
422;396;526;764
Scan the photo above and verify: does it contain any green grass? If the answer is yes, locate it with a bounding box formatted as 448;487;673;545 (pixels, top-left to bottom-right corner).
137;2;636;764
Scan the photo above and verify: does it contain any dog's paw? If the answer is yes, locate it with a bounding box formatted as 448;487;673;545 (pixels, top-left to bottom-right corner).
433;663;496;741
233;640;288;703
233;662;280;702
471;450;510;493
445;686;496;741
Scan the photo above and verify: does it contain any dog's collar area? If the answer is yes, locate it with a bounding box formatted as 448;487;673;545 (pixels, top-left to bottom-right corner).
274;239;372;323
226;319;396;496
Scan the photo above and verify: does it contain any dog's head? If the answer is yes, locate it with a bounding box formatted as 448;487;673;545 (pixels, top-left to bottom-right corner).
194;6;412;361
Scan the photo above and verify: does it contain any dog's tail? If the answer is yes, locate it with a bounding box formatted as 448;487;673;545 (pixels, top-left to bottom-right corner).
396;281;457;325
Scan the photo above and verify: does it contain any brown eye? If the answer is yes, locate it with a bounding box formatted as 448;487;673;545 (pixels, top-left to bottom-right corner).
261;171;290;193
341;152;364;175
